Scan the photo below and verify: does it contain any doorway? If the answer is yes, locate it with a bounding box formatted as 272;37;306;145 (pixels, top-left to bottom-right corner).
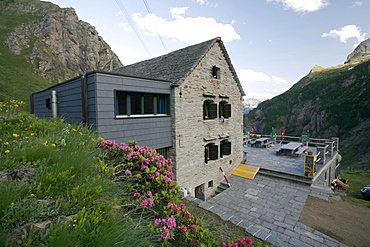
195;184;205;201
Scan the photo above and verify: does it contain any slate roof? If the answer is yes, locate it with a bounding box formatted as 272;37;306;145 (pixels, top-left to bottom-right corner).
112;37;245;96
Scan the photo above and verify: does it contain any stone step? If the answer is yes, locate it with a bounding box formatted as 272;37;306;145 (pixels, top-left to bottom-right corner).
258;168;313;186
215;181;230;195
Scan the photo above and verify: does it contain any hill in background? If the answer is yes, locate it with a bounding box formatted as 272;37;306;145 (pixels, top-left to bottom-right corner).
0;0;122;109
245;38;370;170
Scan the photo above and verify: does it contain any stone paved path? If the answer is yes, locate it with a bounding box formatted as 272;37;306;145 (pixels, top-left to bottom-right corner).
186;175;348;247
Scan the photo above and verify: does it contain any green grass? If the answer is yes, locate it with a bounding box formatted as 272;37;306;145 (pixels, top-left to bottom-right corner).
340;170;370;208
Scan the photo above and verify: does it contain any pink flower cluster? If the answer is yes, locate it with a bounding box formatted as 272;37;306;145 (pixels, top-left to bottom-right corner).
134;191;154;208
221;237;254;247
153;202;197;240
98;140;178;202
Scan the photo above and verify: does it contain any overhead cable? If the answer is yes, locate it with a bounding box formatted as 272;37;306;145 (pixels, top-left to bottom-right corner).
142;0;168;53
115;0;152;57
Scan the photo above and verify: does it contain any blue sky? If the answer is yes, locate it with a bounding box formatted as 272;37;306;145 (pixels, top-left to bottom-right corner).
44;0;369;99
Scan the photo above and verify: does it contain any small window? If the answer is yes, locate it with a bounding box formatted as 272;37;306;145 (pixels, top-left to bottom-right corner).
144;94;154;114
219;101;231;119
131;93;142;114
45;98;51;109
212;66;220;79
208;180;214;188
116;92;127;115
220;140;231;158
157;95;169;114
203;100;217;120
205;143;218;163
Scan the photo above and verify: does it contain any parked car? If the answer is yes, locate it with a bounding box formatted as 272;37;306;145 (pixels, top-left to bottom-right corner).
360;185;370;200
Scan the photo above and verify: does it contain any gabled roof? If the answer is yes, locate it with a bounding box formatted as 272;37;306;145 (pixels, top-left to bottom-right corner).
112;37;245;96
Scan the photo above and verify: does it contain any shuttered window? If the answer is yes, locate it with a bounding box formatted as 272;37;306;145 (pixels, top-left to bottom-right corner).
219;101;231;119
220;140;231;158
205;143;218;163
204;100;217;119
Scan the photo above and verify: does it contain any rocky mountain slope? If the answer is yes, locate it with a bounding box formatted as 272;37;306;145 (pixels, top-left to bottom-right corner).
243;98;264;114
0;0;122;105
245;39;370;169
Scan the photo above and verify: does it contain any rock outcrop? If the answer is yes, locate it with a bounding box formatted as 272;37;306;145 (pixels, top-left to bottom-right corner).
345;38;370;64
2;0;122;82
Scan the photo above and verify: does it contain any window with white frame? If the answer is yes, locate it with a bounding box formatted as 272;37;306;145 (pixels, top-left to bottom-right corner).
116;91;169;117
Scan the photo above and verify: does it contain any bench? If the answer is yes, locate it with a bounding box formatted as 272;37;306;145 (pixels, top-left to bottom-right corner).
263;141;273;148
250;140;256;147
295;146;308;155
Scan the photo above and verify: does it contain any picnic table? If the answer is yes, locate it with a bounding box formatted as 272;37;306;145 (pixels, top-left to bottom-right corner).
255;137;270;148
280;142;303;156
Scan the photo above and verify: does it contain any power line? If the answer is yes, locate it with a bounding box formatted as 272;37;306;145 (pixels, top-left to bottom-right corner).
142;0;168;53
115;0;152;57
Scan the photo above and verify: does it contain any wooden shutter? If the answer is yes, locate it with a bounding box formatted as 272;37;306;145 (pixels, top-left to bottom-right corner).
210;144;218;160
224;104;231;118
209;103;217;119
223;141;231;155
204;145;209;163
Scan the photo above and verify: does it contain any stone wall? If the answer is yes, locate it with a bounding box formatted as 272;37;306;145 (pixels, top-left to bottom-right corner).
169;42;244;200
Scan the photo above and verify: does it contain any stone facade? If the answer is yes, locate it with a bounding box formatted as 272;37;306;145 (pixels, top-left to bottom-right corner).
169;42;244;200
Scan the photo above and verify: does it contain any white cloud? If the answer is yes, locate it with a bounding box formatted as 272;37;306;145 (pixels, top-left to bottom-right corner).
192;0;208;5
238;69;289;99
350;1;362;7
272;76;287;84
170;7;189;18
88;20;97;25
322;25;367;47
267;0;330;13
118;22;132;32
239;69;270;82
132;9;240;44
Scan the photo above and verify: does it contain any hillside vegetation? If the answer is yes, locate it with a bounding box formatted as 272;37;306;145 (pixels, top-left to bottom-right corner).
245;59;370;170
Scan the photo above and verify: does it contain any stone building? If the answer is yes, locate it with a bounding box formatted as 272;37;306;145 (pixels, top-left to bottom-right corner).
113;37;245;199
31;37;245;200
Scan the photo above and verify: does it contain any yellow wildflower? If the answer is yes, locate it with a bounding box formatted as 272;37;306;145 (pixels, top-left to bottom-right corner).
51;144;56;147
13;134;20;138
25;136;29;139
71;128;77;132
30;133;34;136
4;142;9;145
79;132;83;135
43;141;48;146
4;150;10;153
